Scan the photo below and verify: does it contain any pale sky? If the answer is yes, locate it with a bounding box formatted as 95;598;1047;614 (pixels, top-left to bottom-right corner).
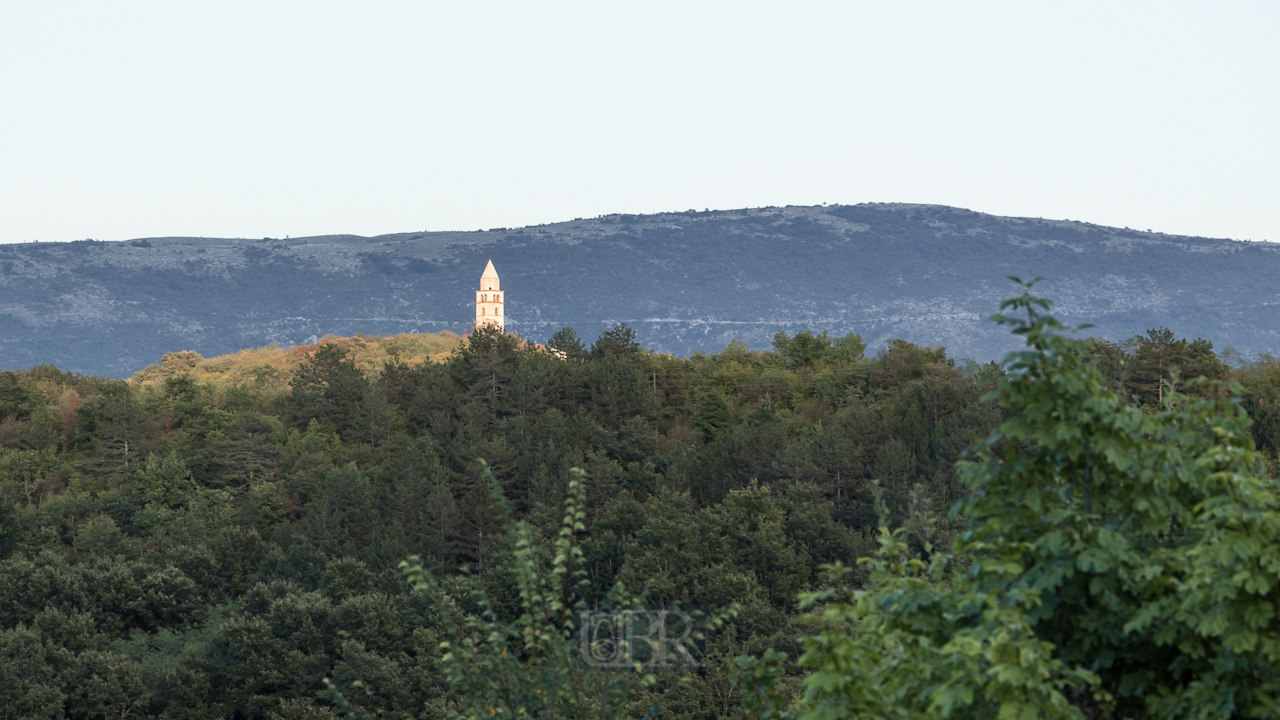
1;2;1276;244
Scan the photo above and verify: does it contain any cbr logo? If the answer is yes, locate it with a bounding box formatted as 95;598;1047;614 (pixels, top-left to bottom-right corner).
578;609;699;668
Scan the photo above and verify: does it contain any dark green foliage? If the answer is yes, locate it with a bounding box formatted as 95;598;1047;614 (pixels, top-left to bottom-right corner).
1239;356;1280;467
1082;336;1133;395
330;462;736;720
290;344;370;438
0;370;42;422
1126;327;1229;405
737;285;1280;719
693;392;731;443
591;323;641;359
0;307;1268;718
546;327;586;360
770;330;865;370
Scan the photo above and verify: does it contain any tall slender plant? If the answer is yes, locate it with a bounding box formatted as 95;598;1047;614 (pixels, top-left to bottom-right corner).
329;461;735;719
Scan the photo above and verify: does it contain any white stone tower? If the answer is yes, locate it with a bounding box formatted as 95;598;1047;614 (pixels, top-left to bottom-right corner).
475;259;504;331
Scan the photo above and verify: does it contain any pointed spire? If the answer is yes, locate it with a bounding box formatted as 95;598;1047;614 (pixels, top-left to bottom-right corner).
481;259;499;279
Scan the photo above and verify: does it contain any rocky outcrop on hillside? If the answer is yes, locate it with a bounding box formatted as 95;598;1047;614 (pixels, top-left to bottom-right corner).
3;204;1278;376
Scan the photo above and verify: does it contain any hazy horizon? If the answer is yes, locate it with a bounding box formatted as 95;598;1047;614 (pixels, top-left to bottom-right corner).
2;2;1277;244
7;201;1278;247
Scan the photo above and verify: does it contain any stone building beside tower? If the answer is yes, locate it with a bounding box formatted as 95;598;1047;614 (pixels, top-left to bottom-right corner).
475;260;504;331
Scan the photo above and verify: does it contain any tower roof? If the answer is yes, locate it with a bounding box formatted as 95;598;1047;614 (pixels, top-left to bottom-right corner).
481;259;499;279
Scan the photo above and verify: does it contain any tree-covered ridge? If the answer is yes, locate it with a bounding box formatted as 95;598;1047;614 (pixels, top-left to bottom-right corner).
0;312;1277;718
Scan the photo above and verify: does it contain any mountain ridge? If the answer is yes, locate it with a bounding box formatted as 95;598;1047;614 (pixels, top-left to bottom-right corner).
3;203;1278;376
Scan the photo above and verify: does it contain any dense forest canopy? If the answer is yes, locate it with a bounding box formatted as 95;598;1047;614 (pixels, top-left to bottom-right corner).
1;302;1279;718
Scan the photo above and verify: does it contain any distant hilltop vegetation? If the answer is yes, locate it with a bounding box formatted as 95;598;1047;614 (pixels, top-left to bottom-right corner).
130;332;461;393
2;203;1279;376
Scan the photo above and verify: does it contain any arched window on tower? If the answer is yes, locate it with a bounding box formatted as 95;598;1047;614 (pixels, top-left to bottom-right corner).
497;307;502;315
481;308;486;316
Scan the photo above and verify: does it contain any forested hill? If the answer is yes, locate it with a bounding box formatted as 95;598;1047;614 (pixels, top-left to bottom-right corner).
1;317;1278;717
3;203;1280;376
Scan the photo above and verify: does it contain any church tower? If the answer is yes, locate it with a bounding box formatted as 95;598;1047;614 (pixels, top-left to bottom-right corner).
475;260;504;331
